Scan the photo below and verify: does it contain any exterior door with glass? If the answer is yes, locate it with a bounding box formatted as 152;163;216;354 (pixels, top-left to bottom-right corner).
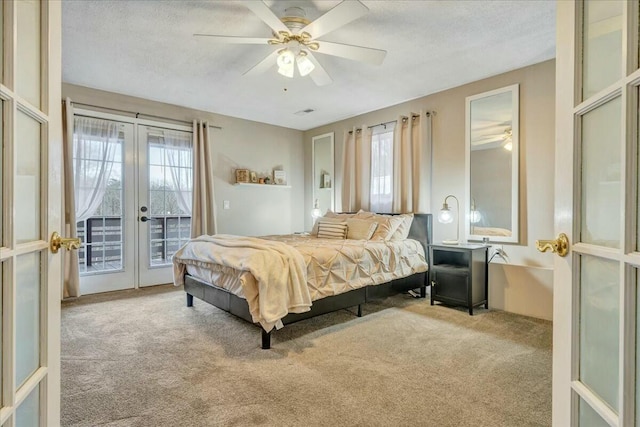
74;114;136;295
137;124;193;287
0;0;62;425
554;1;639;425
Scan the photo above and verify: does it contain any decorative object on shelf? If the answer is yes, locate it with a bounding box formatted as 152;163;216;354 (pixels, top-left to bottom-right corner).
264;176;271;184
438;194;460;245
250;171;257;183
259;177;265;184
235;169;249;183
321;173;331;189
273;170;286;185
311;199;322;221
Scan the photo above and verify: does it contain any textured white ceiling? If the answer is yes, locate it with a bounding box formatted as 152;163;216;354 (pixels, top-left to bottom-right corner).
62;0;556;131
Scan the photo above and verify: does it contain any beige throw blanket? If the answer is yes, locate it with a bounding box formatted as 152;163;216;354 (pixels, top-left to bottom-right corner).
173;234;311;332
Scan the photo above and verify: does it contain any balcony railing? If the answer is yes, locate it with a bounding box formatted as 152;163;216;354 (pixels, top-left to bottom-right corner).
77;215;191;274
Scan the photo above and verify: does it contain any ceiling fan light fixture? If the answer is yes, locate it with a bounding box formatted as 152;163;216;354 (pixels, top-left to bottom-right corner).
277;48;295;78
296;51;315;76
277;49;295;67
278;63;294;78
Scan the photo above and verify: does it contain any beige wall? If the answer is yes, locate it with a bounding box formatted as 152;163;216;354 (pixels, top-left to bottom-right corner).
303;59;556;320
63;83;305;236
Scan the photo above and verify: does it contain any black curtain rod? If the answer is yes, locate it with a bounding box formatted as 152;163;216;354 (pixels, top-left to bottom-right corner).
349;111;435;134
67;101;223;130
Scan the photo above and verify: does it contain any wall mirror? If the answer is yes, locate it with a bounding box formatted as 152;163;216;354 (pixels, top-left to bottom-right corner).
312;132;334;218
465;84;519;243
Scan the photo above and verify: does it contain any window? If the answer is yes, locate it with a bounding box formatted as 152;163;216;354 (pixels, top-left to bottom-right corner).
370;124;394;212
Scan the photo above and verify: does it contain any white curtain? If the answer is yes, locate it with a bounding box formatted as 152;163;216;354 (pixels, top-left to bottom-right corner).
73;116;120;222
341;125;371;212
191;120;217;237
164;130;193;215
392;111;432;213
370;123;395;213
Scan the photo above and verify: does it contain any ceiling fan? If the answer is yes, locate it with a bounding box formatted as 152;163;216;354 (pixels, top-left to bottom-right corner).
194;1;387;86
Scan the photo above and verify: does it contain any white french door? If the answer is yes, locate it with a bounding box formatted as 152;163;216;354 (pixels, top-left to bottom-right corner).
137;125;193;287
73;113;193;293
554;1;639;426
0;0;62;425
75;117;135;295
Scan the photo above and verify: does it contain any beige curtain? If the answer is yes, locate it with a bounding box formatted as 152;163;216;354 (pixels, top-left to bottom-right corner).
341;125;371;212
191;120;217;237
392;110;432;213
62;98;81;298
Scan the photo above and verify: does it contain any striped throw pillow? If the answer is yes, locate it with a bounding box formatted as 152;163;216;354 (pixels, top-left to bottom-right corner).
317;221;347;239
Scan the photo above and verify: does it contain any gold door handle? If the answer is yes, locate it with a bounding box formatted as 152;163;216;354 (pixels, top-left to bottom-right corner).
50;232;81;253
535;233;570;257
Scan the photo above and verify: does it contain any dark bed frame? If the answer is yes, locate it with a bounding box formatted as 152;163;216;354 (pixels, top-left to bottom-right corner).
183;213;433;349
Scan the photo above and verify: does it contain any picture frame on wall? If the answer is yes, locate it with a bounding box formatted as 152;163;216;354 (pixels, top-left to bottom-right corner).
322;173;331;189
273;170;286;185
236;169;250;183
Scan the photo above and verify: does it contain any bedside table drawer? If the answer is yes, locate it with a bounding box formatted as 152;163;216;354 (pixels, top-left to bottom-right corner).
432;270;467;302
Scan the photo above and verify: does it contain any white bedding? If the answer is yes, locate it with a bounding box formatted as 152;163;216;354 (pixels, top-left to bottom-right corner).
173;234;312;332
173;234;428;331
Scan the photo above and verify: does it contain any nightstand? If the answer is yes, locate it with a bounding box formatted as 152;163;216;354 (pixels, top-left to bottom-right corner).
429;244;488;315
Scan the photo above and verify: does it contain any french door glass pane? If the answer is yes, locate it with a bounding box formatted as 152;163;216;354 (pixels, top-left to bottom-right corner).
578;395;609;426
15;111;40;244
75;130;124;275
580;255;619;412
15;252;40;388
581;97;621;248
15;383;39;427
582;0;622;100
147;130;192;267
16;0;41;108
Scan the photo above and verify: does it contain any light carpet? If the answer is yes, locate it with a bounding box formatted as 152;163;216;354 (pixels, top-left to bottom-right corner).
61;285;551;427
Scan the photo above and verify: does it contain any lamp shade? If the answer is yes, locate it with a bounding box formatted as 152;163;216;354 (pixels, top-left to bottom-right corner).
469;198;481;224
438;205;453;224
311;199;322;220
438;195;459;245
296;52;315;76
277;49;295;78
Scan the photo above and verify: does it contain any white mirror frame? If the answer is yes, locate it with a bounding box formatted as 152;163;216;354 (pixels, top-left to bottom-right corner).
312;132;335;217
465;84;519;243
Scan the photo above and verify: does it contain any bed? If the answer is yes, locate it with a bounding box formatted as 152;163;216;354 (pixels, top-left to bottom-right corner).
173;212;432;349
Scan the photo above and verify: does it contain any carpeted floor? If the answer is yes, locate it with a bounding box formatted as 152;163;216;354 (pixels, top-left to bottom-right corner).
61;285;551;427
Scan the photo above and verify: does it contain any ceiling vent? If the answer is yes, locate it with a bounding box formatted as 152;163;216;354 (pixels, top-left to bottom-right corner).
294;108;315;116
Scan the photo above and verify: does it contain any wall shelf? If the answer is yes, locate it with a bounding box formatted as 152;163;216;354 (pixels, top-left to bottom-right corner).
234;182;291;189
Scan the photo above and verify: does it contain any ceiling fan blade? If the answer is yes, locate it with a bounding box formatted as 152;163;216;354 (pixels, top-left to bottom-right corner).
245;1;289;34
302;1;369;40
193;35;272;45
315;41;386;65
305;52;332;86
243;50;279;76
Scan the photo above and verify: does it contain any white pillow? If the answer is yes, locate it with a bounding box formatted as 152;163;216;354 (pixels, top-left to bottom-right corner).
354;211;404;241
346;218;378;240
317;221;347;239
390;213;414;240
